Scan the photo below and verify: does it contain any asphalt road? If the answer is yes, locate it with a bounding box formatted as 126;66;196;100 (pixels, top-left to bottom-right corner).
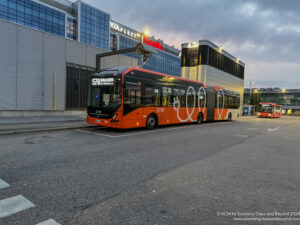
0;117;300;225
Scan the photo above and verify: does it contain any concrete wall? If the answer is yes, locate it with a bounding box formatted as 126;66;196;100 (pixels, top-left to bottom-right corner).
0;19;137;112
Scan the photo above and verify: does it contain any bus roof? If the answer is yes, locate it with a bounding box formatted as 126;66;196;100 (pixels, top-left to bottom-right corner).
95;67;241;92
122;67;208;88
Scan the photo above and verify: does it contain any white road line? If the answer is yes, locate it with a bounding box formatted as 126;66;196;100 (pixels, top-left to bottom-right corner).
0;195;35;218
246;128;258;131
0;179;9;190
234;134;249;138
36;219;61;225
77;126;189;138
77;122;231;138
268;127;280;132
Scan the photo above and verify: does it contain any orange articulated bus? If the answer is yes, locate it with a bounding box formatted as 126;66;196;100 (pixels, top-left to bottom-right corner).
87;67;240;129
257;103;282;118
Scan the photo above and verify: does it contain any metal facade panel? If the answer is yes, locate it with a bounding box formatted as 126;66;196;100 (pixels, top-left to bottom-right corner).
66;40;87;65
17;26;44;110
43;34;66;111
0;20;18;110
86;46;106;68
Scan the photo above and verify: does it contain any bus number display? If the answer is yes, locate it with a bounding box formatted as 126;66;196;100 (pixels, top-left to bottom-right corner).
92;78;114;86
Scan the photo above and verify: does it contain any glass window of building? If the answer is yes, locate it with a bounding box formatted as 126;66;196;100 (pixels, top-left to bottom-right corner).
0;0;65;37
143;51;181;76
119;35;141;63
67;17;77;40
80;3;110;50
110;33;118;51
109;29;181;76
182;45;244;79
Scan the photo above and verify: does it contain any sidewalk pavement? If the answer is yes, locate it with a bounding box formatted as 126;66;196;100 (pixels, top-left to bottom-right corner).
0;117;96;135
0;115;87;124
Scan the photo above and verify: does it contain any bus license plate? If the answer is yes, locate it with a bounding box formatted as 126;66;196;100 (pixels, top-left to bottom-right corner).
95;120;101;123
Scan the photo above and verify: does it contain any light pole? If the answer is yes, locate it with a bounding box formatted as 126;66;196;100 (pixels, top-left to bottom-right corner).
248;81;255;105
137;30;150;68
137;30;150;44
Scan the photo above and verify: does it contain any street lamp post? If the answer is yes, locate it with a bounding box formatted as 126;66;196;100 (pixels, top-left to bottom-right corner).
137;30;150;68
248;81;255;105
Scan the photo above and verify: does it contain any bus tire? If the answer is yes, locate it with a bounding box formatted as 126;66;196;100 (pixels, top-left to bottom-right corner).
146;114;158;129
228;113;232;122
197;113;203;124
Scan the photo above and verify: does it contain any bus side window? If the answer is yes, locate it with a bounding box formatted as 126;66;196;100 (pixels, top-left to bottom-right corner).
125;85;141;105
217;93;224;108
187;88;195;107
153;88;161;106
234;96;240;109
142;86;153;105
197;89;205;107
173;88;179;105
227;96;234;108
180;89;186;107
136;90;141;105
130;90;136;104
162;87;172;106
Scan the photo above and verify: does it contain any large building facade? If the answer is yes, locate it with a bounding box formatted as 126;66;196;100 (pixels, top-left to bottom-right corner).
0;0;181;113
0;0;180;75
0;1;244;114
181;40;245;108
244;88;300;115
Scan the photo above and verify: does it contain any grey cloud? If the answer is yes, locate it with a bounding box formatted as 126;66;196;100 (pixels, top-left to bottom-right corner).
82;0;300;87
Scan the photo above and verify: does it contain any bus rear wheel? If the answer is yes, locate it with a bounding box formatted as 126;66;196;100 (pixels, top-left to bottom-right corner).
197;113;203;124
146;114;157;129
228;113;232;122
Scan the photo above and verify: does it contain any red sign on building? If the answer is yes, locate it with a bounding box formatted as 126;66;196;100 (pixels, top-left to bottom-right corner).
143;37;163;50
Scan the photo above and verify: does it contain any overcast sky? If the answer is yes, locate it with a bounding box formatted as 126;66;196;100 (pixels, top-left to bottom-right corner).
82;0;300;88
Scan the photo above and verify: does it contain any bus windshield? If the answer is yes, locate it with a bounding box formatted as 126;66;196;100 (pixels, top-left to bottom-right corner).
88;76;121;109
258;104;272;113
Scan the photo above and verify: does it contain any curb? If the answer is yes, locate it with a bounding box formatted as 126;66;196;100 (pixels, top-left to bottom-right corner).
0;125;96;136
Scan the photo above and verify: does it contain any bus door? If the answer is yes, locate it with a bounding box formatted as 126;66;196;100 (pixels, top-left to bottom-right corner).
206;87;216;121
123;82;143;125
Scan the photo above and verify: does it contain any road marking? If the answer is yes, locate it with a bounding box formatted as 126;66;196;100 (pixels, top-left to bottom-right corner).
268;127;280;132
0;179;9;190
246;128;258;131
234;134;249;138
77;122;230;138
77;126;191;138
36;219;61;225
0;195;35;218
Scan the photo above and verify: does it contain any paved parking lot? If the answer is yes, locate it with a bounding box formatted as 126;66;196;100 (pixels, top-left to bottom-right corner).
0;117;300;225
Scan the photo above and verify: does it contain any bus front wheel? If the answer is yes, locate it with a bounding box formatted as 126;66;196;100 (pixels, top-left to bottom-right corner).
146;114;158;129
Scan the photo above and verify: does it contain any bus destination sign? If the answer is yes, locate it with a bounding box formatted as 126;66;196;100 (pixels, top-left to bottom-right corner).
92;78;114;86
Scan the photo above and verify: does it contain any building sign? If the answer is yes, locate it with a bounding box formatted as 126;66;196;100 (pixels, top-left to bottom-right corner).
110;21;137;39
92;78;114;86
143;37;163;50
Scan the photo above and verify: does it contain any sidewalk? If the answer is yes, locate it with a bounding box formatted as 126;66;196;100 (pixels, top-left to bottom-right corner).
0;117;95;135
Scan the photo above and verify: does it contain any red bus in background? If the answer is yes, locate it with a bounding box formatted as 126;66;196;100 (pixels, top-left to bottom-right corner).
87;67;240;129
257;103;282;118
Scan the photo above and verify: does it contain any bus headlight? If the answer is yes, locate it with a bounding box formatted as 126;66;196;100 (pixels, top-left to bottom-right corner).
268;114;271;116
257;113;261;116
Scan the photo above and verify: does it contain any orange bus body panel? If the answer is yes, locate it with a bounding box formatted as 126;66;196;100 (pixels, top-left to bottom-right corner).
88;107;208;129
